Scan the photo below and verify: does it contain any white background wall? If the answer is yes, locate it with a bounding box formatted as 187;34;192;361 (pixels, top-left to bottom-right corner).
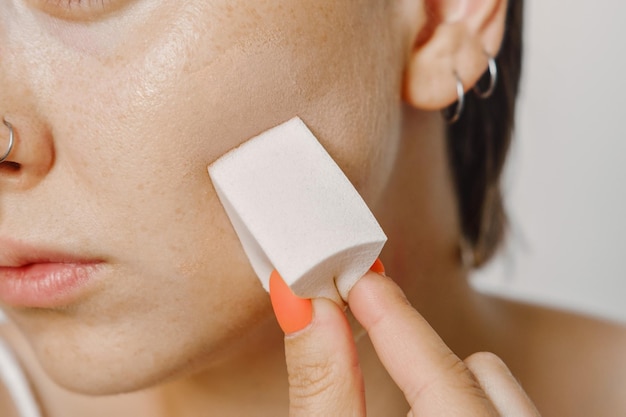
473;0;626;323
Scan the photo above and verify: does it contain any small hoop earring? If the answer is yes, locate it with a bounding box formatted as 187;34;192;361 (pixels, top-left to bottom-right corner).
0;119;15;164
443;73;465;124
473;55;498;99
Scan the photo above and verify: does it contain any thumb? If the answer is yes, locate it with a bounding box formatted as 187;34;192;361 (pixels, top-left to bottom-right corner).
270;271;365;417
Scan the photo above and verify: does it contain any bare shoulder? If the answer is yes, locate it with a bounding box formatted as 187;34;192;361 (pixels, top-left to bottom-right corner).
483;296;626;417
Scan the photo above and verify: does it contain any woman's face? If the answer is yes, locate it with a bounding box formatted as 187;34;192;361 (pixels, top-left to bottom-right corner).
0;0;410;394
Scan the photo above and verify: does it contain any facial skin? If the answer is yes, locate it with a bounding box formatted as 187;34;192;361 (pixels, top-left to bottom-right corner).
0;0;409;395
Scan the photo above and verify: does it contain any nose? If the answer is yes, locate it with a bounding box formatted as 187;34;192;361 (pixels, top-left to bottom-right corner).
1;10;56;191
0;114;54;190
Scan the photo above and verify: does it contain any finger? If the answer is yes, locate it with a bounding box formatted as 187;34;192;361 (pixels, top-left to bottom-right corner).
465;352;542;417
270;271;365;417
349;272;498;416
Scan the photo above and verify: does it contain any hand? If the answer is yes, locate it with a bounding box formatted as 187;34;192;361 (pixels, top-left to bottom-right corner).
269;265;541;416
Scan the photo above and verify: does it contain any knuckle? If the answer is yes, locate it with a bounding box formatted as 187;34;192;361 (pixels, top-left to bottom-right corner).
436;349;473;381
450;353;499;415
288;358;337;402
406;351;469;403
404;351;499;416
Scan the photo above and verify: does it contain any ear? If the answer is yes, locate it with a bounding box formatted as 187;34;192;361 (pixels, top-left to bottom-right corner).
402;0;508;110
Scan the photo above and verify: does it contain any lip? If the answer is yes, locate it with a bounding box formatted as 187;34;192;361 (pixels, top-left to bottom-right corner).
0;239;104;308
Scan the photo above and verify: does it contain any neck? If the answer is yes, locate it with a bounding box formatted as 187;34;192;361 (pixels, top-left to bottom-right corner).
373;107;487;357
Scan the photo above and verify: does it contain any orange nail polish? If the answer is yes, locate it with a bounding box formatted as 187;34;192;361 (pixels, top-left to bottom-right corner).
269;270;313;334
369;258;385;275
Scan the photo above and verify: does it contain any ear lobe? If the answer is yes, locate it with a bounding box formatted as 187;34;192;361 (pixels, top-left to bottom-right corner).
402;0;508;111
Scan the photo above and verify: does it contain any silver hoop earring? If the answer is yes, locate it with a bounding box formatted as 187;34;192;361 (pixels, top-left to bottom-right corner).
444;73;465;124
1;119;15;164
473;55;498;99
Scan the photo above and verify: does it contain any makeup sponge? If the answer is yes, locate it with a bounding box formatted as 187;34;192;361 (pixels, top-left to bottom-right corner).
208;117;386;303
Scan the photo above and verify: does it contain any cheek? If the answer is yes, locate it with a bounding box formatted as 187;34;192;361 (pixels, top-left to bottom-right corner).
45;0;401;198
52;0;401;249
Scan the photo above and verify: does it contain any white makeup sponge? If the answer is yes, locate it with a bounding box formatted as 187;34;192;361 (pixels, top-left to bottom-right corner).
208;117;387;303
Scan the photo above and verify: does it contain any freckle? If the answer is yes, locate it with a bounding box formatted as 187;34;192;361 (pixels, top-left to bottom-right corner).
137;183;144;191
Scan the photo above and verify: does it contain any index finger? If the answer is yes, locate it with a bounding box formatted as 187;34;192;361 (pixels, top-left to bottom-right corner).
348;272;497;416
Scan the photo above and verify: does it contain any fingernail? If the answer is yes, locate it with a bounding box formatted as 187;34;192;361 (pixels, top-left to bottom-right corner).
369;258;386;275
269;270;313;334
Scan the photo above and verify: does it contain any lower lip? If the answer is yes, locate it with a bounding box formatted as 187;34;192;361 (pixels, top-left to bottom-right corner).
0;263;102;308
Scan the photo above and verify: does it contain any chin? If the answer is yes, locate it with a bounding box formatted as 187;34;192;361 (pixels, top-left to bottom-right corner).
49;367;165;396
34;338;197;395
12;311;209;396
26;303;272;396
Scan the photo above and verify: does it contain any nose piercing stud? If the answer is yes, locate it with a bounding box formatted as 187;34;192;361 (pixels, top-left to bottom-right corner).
0;119;15;163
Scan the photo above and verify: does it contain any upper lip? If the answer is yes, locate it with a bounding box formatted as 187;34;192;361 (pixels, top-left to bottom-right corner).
0;238;100;268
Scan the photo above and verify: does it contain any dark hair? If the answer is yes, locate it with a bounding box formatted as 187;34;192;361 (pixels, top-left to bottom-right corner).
447;0;524;266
